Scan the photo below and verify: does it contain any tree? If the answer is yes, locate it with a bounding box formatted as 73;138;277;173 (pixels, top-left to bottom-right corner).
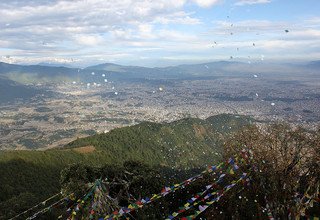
218;124;320;219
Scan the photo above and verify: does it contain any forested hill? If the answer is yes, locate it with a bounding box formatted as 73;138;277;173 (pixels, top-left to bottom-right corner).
0;114;253;219
65;114;253;167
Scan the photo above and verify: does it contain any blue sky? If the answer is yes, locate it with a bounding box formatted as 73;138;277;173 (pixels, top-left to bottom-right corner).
0;0;319;67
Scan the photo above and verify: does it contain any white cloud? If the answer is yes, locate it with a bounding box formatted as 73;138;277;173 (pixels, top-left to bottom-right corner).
157;29;199;42
257;39;317;50
192;0;221;8
153;12;201;25
0;0;208;64
212;19;288;34
0;56;78;65
0;0;197;46
0;0;319;65
137;24;155;39
235;0;271;6
111;28;133;40
75;35;104;46
305;17;320;24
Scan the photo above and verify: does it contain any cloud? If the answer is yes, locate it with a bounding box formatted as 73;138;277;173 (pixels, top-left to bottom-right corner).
0;56;78;65
137;24;155;39
201;18;320;63
191;0;221;8
0;0;319;65
153;12;201;25
74;35;104;46
235;0;271;6
211;20;288;35
0;0;207;63
256;39;320;51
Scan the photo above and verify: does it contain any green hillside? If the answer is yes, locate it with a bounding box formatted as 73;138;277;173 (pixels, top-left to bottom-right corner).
65;114;253;167
0;114;253;219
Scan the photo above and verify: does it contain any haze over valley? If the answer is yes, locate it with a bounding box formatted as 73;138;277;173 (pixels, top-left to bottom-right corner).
0;61;319;150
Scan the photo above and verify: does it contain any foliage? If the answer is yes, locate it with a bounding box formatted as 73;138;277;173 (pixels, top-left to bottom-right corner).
58;161;223;220
0;159;60;219
0;192;38;219
60;161;166;203
216;124;320;219
65;114;252;168
1;120;319;219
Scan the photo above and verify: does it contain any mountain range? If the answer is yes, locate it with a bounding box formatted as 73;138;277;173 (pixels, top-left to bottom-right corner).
0;60;319;105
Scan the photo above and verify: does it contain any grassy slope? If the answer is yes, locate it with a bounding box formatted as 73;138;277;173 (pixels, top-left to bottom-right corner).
0;114;253;216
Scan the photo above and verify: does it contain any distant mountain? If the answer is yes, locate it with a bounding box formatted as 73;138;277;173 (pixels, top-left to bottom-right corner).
0;60;318;86
307;60;320;69
0;62;83;84
0;62;79;104
177;61;243;70
160;61;247;76
86;62;184;79
86;63;128;72
37;62;74;68
0;61;167;84
0;76;50;104
86;61;262;79
87;60;316;79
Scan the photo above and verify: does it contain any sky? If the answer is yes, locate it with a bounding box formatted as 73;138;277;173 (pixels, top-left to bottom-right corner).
0;0;319;67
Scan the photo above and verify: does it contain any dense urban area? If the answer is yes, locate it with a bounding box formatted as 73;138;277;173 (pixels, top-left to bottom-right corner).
1;65;319;149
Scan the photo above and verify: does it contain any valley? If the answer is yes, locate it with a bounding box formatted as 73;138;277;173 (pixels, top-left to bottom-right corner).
0;62;319;149
1;1;319;218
